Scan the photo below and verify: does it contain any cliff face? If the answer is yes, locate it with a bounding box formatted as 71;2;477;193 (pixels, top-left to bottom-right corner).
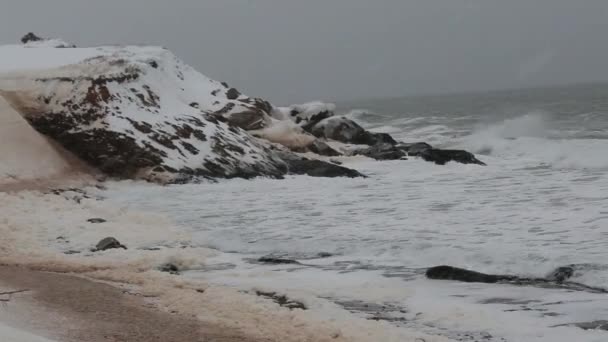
0;41;362;182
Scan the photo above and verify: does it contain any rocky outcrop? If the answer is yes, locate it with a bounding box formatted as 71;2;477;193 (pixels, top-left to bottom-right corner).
1;43;363;182
353;143;407;160
1;35;484;184
309;117;396;146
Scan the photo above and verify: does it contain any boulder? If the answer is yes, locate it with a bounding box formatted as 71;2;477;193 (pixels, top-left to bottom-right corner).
283;156;365;178
87;218;107;224
221;110;271;130
94;237;127;251
398;143;485;165
307;140;341;157
310;117;396;146
354;143;406;160
225;88;241;100
426;265;515;283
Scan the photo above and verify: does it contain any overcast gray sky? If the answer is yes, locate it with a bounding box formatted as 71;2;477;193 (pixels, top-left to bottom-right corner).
2;0;608;104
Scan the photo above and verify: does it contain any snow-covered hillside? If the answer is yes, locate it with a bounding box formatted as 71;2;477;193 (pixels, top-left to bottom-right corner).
0;36;362;182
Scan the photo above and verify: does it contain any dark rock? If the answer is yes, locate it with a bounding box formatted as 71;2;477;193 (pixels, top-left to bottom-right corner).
354;143;407;160
21;32;43;44
398;142;485;166
547;266;574;283
426;265;516;283
308;140;341;157
283;156;365;178
258;256;301;265
226;88;241;100
311;117;396;146
316;252;334;258
556;321;608;331
87;218;107;224
329;159;342;165
255;291;307;310
94;237;127;252
223;110;268;130
426;265;608;294
300;110;333;133
63;250;81;255
159;263;180;275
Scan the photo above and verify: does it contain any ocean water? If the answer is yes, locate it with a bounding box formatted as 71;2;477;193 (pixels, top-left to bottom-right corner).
104;83;608;341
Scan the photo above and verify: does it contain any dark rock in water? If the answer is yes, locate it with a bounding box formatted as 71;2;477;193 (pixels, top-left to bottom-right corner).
354;143;407;160
307;140;341;157
225;88;241;100
398;143;485;166
258;256;300;265
310;117;396;146
159;263;180;275
255;291;307;310
87;218;107;224
329;159;342;165
63;250;81;255
281;154;365;178
426;265;516;283
547;266;574;283
21;32;43;44
94;237;127;252
554;320;608;331
316;252;334;258
426;265;608;294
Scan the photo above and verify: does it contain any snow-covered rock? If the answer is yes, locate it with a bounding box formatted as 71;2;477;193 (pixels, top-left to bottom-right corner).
0;40;362;182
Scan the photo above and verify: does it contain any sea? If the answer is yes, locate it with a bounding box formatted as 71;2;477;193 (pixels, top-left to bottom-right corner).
103;83;608;341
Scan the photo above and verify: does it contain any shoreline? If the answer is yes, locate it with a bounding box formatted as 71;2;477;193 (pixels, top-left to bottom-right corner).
0;265;265;342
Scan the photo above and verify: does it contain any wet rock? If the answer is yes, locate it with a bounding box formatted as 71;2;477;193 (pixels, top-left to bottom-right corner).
556;320;608;331
547;266;574;283
310;117;396;146
87;218;107;224
354;143;407;160
307;140;341;157
316;252;334;258
21;32;43;44
258;256;301;265
159;263;180;275
283;156;365;178
255;291;307;310
94;237;127;252
426;265;516;283
398;142;485;165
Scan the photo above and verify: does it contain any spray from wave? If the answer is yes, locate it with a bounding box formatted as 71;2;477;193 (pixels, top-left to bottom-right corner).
460;111;608;170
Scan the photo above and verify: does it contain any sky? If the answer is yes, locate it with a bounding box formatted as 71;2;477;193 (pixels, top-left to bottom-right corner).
1;0;608;104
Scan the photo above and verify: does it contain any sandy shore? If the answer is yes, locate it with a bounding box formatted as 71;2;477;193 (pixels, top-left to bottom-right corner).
0;266;266;342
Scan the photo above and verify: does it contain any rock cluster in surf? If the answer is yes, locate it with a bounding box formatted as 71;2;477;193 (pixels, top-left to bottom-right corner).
0;33;484;184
